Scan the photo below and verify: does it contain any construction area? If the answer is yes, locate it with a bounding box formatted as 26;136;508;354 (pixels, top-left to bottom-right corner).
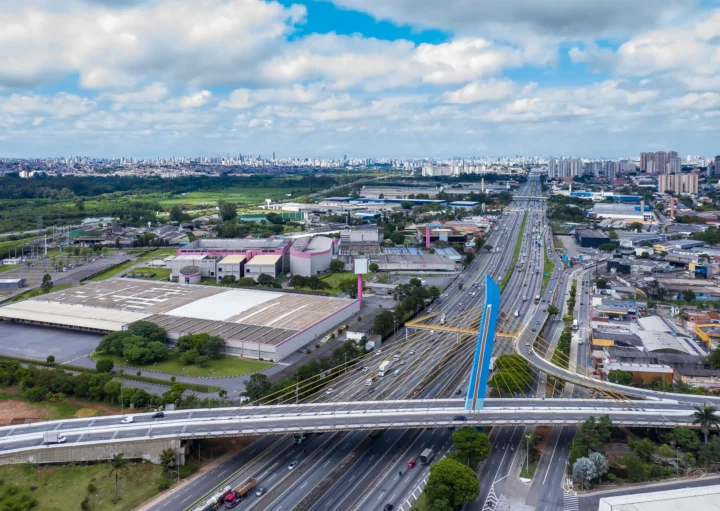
0;279;360;361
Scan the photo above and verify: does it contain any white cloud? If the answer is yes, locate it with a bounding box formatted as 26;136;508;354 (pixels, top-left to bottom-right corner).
180;90;212;108
0;92;95;118
444;80;515;104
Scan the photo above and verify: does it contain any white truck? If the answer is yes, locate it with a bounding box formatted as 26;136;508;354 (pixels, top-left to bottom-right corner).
378;360;393;377
43;432;67;445
572;319;579;330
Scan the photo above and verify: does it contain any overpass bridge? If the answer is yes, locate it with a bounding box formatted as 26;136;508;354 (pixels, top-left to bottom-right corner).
0;275;716;465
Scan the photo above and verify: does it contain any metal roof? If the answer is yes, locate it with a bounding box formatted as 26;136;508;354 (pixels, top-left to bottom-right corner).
246;254;282;265
0;301;148;332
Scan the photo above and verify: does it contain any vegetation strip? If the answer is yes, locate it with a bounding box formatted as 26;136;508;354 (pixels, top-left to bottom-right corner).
500;212;527;292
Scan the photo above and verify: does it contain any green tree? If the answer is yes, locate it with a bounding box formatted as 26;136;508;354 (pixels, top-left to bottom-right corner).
425;457;480;509
599;243;617;252
373;311;395;337
40;273;54;293
127;321;167;344
218;201;237;222
629;438;657;461
608;370;633;385
682;289;696;303
46;355;55;364
629;222;643;231
693;404;720;443
242;373;273;401
390;231;405;245
588;452;609;480
572;457;597;489
109;453;129;503
257;273;278;287
95;358;114;373
608;230;619;239
103;380;122;403
369;263;379;272
159;448;177;474
658;444;673;458
169;205;183;222
547;304;559;315
597;414;613;444
706;347;720;369
450;427;492;466
329;259;345;273
621;453;649;482
220;275;237;285
474;236;485;250
580;416;601;450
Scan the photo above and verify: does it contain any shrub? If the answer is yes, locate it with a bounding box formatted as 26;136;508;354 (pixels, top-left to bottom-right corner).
136;370;142;377
24;386;45;402
195;356;210;367
46;355;55;364
95;358;114;373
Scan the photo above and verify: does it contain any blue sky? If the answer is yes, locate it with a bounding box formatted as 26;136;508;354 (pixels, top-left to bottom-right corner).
0;0;719;158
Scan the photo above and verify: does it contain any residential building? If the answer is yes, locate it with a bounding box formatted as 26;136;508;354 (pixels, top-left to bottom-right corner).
658;173;699;195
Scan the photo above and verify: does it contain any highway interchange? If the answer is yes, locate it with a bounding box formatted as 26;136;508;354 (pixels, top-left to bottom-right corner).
3;174;719;511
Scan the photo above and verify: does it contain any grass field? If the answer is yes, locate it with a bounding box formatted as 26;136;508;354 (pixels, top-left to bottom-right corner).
0;390;112;420
158;188;305;206
412;493;429;510
0;264;19;273
89;248;177;281
126;267;171;281
541;244;555;296
94;352;273;377
7;283;73;303
500;212;527;292
0;462;169;511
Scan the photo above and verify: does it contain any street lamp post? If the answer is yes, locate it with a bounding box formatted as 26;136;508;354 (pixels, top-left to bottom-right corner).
525;434;530;473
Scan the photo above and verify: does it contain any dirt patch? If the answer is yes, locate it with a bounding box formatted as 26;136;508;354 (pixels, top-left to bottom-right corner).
0;399;48;424
74;408;98;418
533;426;552;453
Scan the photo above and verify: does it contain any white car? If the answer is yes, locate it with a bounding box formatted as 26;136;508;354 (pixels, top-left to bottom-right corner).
120;416;134;424
325;388;334;395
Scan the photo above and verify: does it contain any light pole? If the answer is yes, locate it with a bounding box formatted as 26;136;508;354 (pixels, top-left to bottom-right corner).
525;434;530;473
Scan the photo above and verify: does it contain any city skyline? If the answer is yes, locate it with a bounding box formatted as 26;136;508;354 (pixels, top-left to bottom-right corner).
1;0;720;158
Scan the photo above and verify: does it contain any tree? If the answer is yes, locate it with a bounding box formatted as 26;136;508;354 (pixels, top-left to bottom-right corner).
400;201;413;210
608;370;633;385
658;444;673;458
608;230;619;239
46;355;55;365
488;371;526;394
243;373;272;401
329;259;345;273
257;273;279;287
390;231;405;245
169;205;183;222
547;304;559;315
599;243;617;252
220;275;237;285
597;414;613;444
464;252;475;265
588;452;609;480
103;380;122;403
450;427;492;466
236;277;258;287
159;448;177;474
338;277;358;298
369;263;379;272
109;453;129;503
474;236;485;250
425;457;480;508
595;278;608;289
708;347;720;370
629;222;643;231
693;404;720;443
682;289;696;303
127;321;167;344
640;251;650;259
218;201;237;222
629;438;657;461
40;273;54;293
373;311;395;337
96;358;114;373
572;457;597;489
621;453;649;482
580;416;601;450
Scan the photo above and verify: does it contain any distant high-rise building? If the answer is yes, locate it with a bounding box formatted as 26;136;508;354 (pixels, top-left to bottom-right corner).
667;156;681;174
655;151;667;174
547;158;558;178
713;155;720;177
658;173;699;195
640;152;651;172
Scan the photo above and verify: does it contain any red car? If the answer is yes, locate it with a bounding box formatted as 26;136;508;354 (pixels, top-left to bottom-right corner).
407;460;416;469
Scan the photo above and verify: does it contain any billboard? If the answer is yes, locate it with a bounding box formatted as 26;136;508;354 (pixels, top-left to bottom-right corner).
354;258;368;274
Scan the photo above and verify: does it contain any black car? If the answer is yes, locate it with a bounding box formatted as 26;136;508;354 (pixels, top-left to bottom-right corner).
453;415;467;421
384;505;394;511
367;387;375;394
152;412;165;419
455;389;462;395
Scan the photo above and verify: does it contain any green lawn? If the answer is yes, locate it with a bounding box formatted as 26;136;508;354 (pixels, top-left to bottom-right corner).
7;283;74;303
500;212;527;292
89;249;177;281
412;493;429;510
0;264;19;273
158;187;306;206
0;462;168;511
126;267;171;281
94;352;273;377
541;244;555;296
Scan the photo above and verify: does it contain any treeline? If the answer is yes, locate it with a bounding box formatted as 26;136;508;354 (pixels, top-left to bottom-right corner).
0;174;348;200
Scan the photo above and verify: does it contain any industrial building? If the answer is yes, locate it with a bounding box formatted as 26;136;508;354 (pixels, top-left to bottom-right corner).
598;483;720;511
216;255;247;281
245;254;283;280
178;238;292;260
0;278;26;290
359;186;442;199
415;225;467;245
575;229;615;249
169;255;221;279
288;236;334;277
589;203;652;222
0;280;359;361
369;254;456;272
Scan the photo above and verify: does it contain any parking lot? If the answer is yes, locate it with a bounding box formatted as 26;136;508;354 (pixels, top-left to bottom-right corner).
0;322;101;364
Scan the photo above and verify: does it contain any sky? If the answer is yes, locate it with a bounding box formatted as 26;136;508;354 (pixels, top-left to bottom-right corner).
1;0;720;159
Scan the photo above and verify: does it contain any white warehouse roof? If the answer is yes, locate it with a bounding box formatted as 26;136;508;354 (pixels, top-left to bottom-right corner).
0;300;149;331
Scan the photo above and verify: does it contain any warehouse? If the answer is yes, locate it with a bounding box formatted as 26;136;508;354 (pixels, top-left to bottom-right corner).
169;255;221;279
216;255;246;282
369;254;456;272
245;254;283;280
589;203;652;222
0;278;26;290
575;229;616;249
289;236;334;276
0;280;359;361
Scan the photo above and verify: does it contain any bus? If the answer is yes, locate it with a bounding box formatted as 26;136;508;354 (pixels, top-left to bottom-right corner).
378;360;393;377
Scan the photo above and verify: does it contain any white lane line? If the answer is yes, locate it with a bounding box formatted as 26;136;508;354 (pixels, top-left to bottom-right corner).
543;428;563;485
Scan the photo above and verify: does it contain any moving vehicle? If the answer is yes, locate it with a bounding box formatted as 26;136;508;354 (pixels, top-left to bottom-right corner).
325;388;334;395
190;485;232;511
224;478;257;508
420;448;435;465
43;432;67;445
534;295;541;304
572;319;579;330
439;314;446;325
365;374;377;386
408;460;416;469
256;487;266;497
378;360;393;377
535;267;540;275
452;415;467;422
294;433;307;444
383;505;394;511
120;416;134;424
514;310;519;317
152;411;165;419
288;460;299;470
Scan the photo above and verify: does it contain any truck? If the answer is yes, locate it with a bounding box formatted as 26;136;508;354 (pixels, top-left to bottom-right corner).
191;485;233;511
378;360;393;377
489;356;496;372
572;319;579;330
439;314;446;325
365;374;377;386
294;433;307;444
420;448;435;465
43;432;67;445
224;478;257;508
534;295;541;304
